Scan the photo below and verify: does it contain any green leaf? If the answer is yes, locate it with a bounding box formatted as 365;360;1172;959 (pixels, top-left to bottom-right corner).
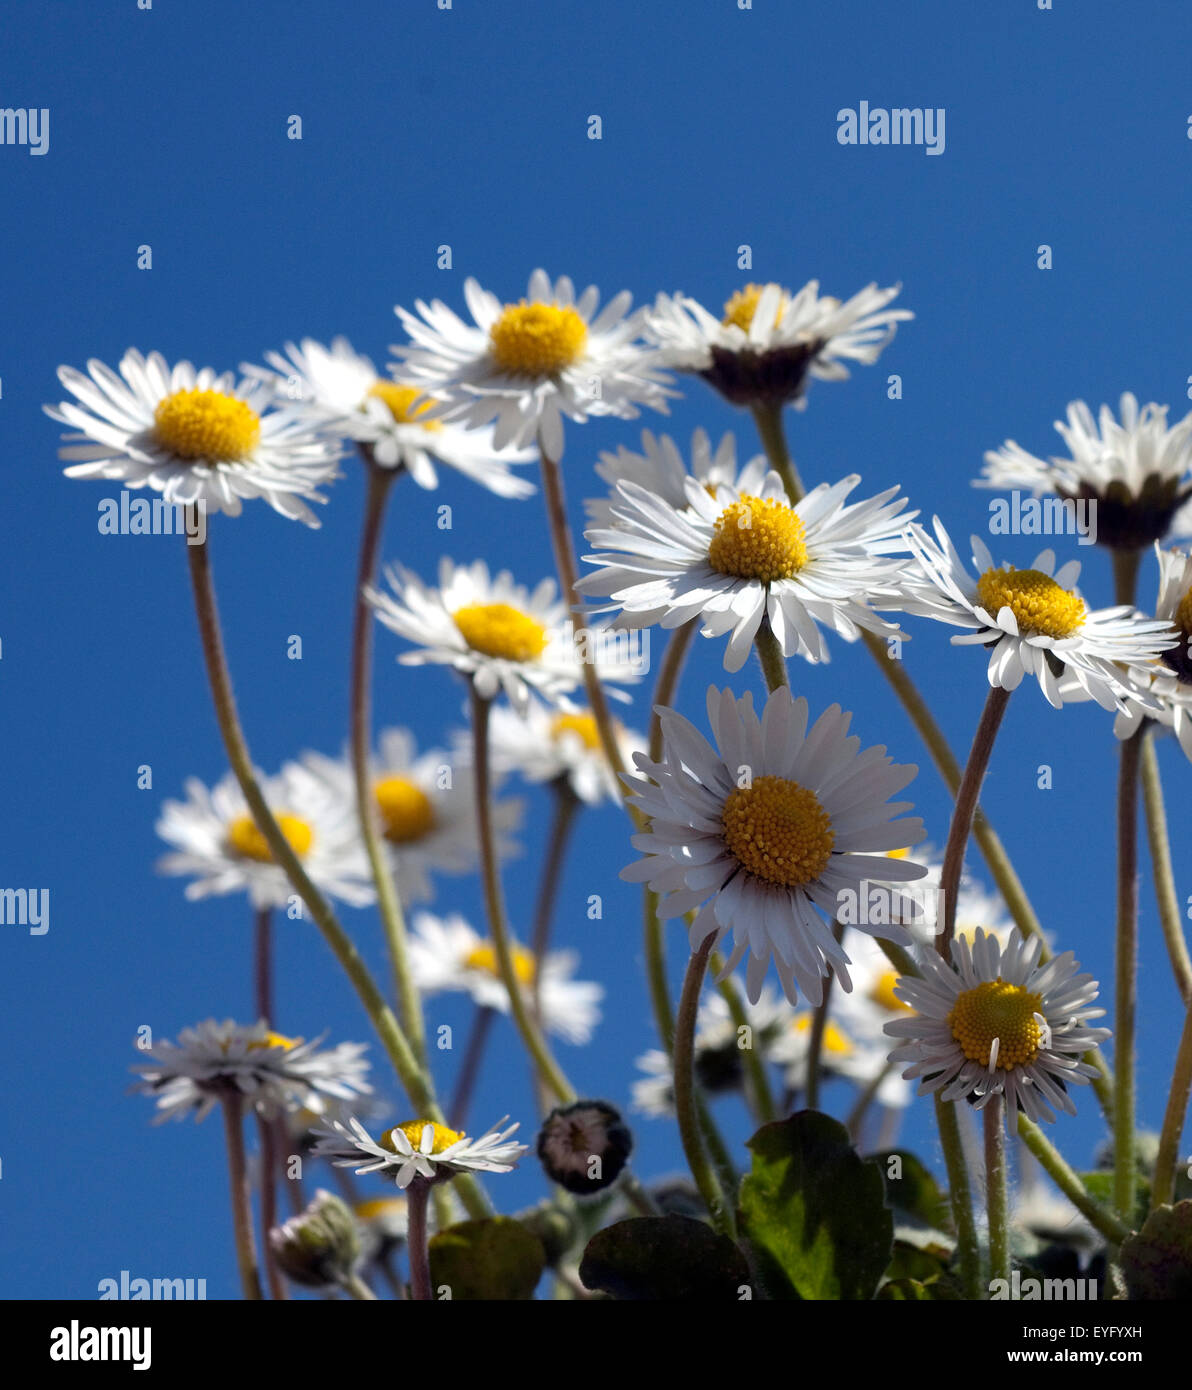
737;1111;894;1300
428;1217;546;1300
578;1215;750;1300
873;1149;952;1232
1120;1201;1192;1300
876;1276;961;1301
1080;1170;1150;1232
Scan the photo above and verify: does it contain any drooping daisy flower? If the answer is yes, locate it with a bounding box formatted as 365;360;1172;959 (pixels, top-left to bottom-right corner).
156;763;375;910
1114;545;1192;760
978;393;1192;549
406;911;602;1045
584;428;770;531
622;685;928;1004
486;699;645;805
132;1019;371;1123
899;520;1176;711
242;336;535;496
646;279;911;409
884;928;1110;1124
45;349;342;525
300;729;522;904
579;471;913;672
315;1115;526;1188
391;269;675;458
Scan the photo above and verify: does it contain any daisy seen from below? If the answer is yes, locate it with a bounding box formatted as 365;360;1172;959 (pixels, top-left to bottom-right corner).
579;470;913;672
407;911;603;1045
131;1019;372;1123
884;927;1110;1125
391;268;675;458
242;335;535;496
899;520;1176;711
486;698;645;805
622;685;928;1005
46;349;342;525
314;1115;527;1188
646;279;911;408
1114;544;1192;760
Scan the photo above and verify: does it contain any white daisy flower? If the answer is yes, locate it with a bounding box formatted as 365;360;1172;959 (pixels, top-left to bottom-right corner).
1115;545;1192;759
45;349;342;526
300;729;522;905
155;762;375;910
242;335;535;497
579;470;913;672
584;427;770;531
884;928;1110;1125
314;1115;526;1188
646;279;911;408
407;911;602;1045
622;685;928;1005
899;519;1176;711
978;393;1192;548
391;269;675;459
631;1050;678;1118
486;698;645;805
132;1019;371;1123
769;1004;910;1108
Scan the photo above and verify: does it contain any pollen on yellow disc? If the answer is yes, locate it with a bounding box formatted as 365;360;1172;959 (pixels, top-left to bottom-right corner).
708;495;808;583
871;970;912;1013
366;380;441;430
489;301;588;376
551;711;602;751
374;776;435;845
793;1013;853;1056
975;567;1086;640
721;776;834;887
1175;585;1192;637
721;283;789;332
153;388;261;462
453;602;548;662
382;1120;465;1156
947;978;1045;1070
247;1030;303;1052
465;940;537;987
226;813;314;864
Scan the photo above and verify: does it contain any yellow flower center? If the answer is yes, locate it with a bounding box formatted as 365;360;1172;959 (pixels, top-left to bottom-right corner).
871;970;912;1013
366;380;441;429
152;388;261;462
975;567;1086;640
382;1120;465;1156
721;283;790;332
226;813;314;864
793;1013;853;1056
1175;584;1192;637
453;602;548;662
551;711;602;751
464;941;537;987
373;777;435;845
489;302;588;376
708;495;808;582
247;1030;302;1052
947;979;1045;1071
721;776;835;887
354;1197;406;1221
886;847;911;860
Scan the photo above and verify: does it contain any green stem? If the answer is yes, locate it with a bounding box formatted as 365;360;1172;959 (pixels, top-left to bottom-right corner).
936;1096;981;1298
846;1063;896;1143
530;781;581;966
750;402;804;501
711;953;777;1124
753;617;790;691
257;1112;287;1300
984;1096;1009;1288
1114;725;1143;1221
1018;1117;1131;1243
449;1005;495;1130
221;1094;263;1300
407;1181;432;1301
1140;732;1192;1003
1152;999;1192;1211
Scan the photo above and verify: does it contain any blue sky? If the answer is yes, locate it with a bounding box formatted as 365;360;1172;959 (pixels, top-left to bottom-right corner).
3;0;1192;1297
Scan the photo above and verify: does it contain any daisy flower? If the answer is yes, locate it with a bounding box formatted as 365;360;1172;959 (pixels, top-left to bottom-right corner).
978;393;1192;548
884;928;1110;1124
584;427;770;531
156;763;375;910
132;1019;371;1123
45;349;342;525
1115;545;1192;759
899;520;1176;711
407;911;602;1045
579;470;913;672
646;279;911;408
486;698;645;805
391;268;675;459
770;1003;910;1109
315;1115;526;1188
242;335;535;496
300;729;522;904
622;685;928;1004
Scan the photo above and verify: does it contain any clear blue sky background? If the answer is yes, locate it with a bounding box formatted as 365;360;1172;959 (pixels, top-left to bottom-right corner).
3;0;1192;1298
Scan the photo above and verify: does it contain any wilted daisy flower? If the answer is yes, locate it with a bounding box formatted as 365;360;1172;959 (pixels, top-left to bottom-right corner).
243;336;535;496
884;928;1110;1124
978;393;1192;549
315;1115;526;1188
300;729;522;904
46;349;342;525
1115;545;1192;759
899;520;1175;711
407;912;602;1045
269;1189;362;1291
623;685;927;1004
486;698;645;805
646;279;911;408
579;472;913;672
132;1019;371;1122
584;428;769;531
156;763;374;910
391;269;674;458
537;1100;634;1195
